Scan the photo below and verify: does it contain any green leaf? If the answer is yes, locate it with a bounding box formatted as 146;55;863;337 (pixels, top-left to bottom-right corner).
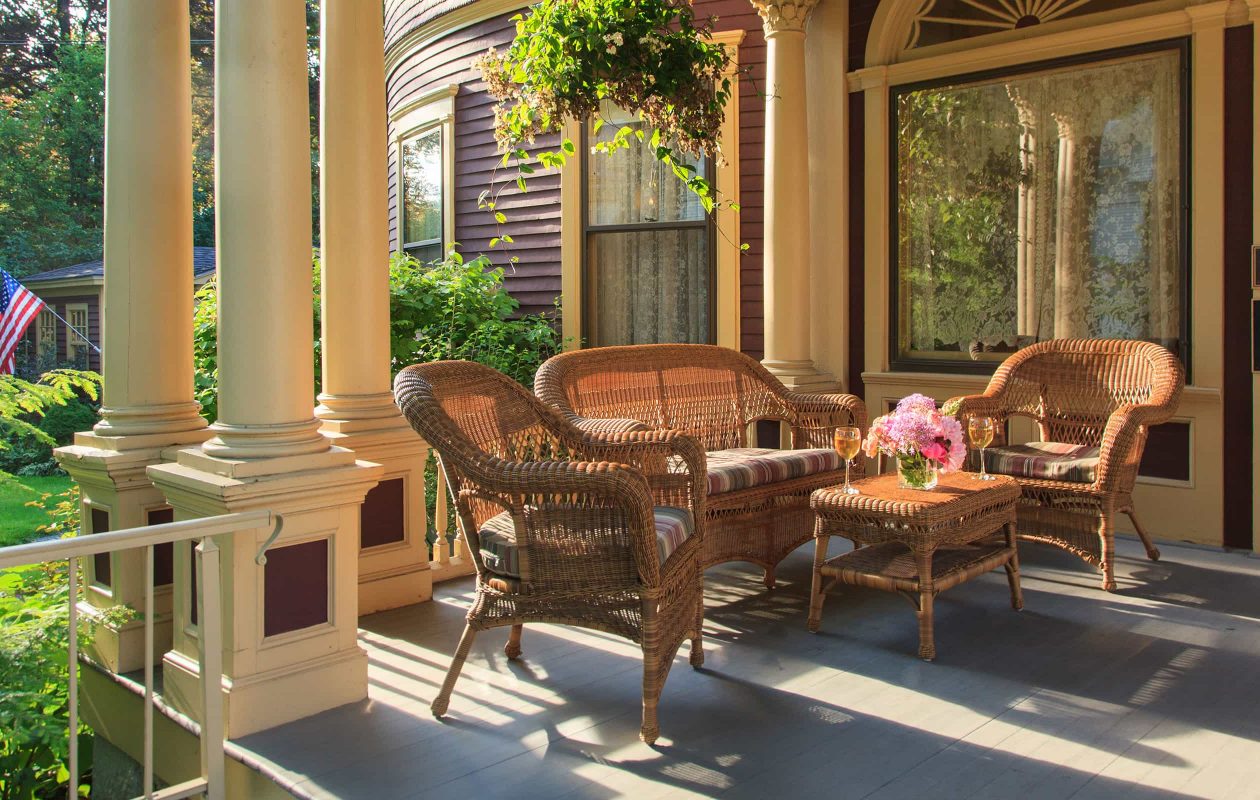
494;211;507;224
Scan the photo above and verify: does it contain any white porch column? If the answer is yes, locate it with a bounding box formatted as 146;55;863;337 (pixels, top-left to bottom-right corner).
149;0;379;738
317;0;437;613
1052;111;1090;339
751;0;835;391
55;0;210;673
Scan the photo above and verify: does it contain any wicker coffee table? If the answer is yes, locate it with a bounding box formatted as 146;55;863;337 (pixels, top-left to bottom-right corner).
808;472;1023;661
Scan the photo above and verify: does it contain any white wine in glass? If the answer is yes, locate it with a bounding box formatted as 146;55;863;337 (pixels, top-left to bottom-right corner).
834;427;862;495
968;416;996;481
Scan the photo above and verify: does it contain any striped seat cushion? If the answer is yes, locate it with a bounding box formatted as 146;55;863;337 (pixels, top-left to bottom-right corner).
705;448;843;495
476;506;695;579
983;442;1100;484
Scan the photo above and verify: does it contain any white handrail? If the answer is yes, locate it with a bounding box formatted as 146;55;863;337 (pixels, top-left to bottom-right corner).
0;508;276;800
0;510;274;568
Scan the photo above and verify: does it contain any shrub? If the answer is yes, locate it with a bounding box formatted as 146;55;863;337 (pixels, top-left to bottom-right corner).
388;250;563;387
193;249;564;421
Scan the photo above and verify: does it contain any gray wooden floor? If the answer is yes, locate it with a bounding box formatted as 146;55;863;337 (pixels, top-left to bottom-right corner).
236;537;1260;800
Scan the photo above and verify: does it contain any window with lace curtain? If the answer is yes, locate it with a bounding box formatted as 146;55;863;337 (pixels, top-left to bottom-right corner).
892;43;1187;371
583;103;715;347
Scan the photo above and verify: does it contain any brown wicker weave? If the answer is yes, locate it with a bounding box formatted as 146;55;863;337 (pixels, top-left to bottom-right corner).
534;344;868;587
809;472;1023;661
393;360;707;744
946;339;1184;591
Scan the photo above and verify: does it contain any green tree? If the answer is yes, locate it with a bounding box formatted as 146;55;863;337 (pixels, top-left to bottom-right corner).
0;42;104;277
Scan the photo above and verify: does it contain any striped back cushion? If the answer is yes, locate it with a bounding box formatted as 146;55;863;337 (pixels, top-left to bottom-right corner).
705;448;842;495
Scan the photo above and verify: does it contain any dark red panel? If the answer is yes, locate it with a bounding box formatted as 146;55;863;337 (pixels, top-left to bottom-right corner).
1223;25;1254;549
90;507;110;587
147;508;175;587
361;478;407;549
1138;422;1193;483
849;0;882;72
263;539;330;637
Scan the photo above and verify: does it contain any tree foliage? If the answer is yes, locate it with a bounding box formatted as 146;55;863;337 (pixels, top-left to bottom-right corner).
192;249;563;422
0;41;104;277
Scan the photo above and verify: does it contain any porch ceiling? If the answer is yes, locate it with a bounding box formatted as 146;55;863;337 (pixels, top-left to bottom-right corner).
236;538;1260;799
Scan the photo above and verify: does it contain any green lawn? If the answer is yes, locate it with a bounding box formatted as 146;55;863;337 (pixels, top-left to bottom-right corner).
0;475;73;547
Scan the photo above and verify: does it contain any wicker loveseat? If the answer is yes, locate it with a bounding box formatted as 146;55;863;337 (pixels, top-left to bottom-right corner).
947;339;1184;591
393;360;707;744
535;344;868;587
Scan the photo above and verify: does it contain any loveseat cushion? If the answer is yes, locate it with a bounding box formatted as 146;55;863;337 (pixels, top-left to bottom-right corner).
705;448;842;495
476;506;695;579
982;441;1100;484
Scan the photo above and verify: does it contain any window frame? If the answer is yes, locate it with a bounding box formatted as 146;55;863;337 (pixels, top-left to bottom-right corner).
886;37;1191;375
578;119;720;348
391;83;457;261
65;302;89;363
35;309;57;360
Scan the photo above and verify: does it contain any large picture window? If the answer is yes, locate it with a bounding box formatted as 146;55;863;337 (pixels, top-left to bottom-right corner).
892;44;1187;370
584;104;715;347
400;125;443;262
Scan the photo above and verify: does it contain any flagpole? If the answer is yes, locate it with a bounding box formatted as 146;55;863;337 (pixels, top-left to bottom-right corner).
42;305;102;354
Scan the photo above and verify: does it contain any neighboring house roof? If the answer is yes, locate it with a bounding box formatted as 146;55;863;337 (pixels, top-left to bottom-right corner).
23;247;217;287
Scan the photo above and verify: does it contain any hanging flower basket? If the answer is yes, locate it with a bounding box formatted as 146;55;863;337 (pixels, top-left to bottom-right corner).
477;0;736;208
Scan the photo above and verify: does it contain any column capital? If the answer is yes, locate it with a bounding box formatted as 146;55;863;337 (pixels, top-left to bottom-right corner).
750;0;820;34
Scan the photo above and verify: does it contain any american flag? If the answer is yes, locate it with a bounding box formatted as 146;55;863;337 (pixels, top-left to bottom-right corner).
0;268;46;375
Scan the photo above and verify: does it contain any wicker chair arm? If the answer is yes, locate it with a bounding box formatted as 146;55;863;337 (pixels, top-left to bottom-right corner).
1095;403;1172;494
782;391;869;450
567;429;707;536
465;456;669;586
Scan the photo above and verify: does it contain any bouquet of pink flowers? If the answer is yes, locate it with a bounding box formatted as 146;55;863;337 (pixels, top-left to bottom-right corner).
863;394;965;488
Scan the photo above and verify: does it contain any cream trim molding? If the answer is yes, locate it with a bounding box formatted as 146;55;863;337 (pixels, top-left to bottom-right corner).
391;83;459;255
850;1;1232;92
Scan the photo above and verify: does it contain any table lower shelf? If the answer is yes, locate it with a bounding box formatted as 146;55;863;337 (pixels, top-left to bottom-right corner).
819;540;1017;595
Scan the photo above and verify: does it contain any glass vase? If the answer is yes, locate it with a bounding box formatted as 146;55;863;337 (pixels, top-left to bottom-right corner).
897;454;939;491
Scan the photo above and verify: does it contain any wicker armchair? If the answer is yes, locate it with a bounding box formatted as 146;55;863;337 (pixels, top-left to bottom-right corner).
946;339;1184;591
535;344;867;587
393;361;707;744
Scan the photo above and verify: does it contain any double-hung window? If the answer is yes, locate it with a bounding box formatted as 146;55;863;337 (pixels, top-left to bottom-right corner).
393;84;457;263
400;125;444;262
583;103;716;347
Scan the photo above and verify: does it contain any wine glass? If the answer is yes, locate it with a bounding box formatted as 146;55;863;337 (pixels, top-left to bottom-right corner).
834;427;862;495
968;416;996;481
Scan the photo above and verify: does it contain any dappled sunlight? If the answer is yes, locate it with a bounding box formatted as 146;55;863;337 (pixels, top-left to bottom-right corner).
227;536;1260;799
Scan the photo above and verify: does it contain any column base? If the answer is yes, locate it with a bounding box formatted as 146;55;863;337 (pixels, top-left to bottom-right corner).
148;454;382;738
161;644;368;738
92;402;209;445
56;430;212;673
319;407;435;615
761;359;838;393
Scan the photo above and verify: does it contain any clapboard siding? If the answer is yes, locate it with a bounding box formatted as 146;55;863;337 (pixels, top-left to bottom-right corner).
386;11;563;319
384;1;768;349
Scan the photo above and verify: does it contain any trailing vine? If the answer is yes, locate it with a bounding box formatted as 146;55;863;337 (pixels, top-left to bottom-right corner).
475;0;744;246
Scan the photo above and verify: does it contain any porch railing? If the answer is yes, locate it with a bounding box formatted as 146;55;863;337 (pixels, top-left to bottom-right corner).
0;509;277;800
429;456;473;583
